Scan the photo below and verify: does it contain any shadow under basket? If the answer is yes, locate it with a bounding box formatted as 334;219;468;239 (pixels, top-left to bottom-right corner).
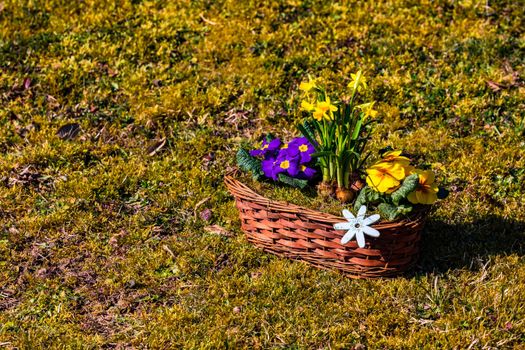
224;173;428;279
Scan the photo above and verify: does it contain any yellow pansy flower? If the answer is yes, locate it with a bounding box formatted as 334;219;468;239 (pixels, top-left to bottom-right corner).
380;150;411;167
365;162;406;193
407;170;439;205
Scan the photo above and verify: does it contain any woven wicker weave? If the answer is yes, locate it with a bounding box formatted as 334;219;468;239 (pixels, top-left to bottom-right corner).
225;173;427;279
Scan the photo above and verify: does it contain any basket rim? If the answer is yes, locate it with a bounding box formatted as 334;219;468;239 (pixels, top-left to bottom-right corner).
224;170;428;229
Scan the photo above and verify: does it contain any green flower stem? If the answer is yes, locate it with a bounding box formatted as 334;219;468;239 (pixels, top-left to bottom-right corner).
322;168;330;182
336;160;344;188
329;157;335;181
343;169;350;189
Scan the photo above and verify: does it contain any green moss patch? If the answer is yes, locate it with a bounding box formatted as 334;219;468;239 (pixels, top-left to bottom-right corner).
0;0;524;348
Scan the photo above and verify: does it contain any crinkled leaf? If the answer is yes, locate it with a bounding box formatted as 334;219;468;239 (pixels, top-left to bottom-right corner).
354;186;380;211
277;173;308;189
378;203;397;221
378;203;413;221
391;173;419;206
303;119;317;140
395;203;413;216
265;134;274;142
236;148;263;180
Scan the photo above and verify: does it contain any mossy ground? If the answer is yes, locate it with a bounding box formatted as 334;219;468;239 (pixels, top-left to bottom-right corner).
1;0;524;348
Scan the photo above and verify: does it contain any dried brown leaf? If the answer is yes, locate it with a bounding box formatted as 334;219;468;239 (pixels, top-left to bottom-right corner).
23;77;31;90
57;123;81;140
486;80;504;92
194;197;210;218
204;225;233;237
199;208;212;221
147;138;166;156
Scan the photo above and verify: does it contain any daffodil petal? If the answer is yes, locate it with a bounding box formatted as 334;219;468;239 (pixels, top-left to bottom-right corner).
301;100;314;111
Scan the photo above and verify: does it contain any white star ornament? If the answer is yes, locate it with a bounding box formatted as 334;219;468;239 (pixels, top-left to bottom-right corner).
333;205;381;248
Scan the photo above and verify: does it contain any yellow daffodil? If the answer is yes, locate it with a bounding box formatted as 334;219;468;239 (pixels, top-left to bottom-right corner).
348;71;367;92
357;101;378;119
316;96;338;113
407;170;439;205
313;107;328;121
301;100;315;111
299;78;317;92
312;96;337;121
365;162;406;193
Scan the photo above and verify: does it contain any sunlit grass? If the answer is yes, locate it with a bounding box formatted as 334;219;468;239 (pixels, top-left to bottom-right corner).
0;0;524;348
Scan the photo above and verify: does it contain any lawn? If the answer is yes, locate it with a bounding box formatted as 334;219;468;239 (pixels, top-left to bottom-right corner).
0;0;524;348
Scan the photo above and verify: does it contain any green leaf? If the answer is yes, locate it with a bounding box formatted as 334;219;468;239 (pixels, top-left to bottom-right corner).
277;173;308;189
354;186;381;211
396;204;414;215
358;151;372;169
311;151;334;158
303;119;317;139
391;173;419;206
351;117;363;141
378;203;397;221
297;121;317;149
236;148;263;180
378;203;413;221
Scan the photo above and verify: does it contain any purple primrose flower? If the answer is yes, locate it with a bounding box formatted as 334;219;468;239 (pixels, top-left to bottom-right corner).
249;138;281;157
257;136;318;182
261;151;301;181
274;152;300;178
297;164;317;180
261;157;277;180
286;137;315;163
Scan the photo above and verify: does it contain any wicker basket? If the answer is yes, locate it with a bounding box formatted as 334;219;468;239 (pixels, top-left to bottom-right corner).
225;173;428;279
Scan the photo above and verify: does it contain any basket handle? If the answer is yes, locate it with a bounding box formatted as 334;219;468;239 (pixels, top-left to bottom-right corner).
224;172;267;203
